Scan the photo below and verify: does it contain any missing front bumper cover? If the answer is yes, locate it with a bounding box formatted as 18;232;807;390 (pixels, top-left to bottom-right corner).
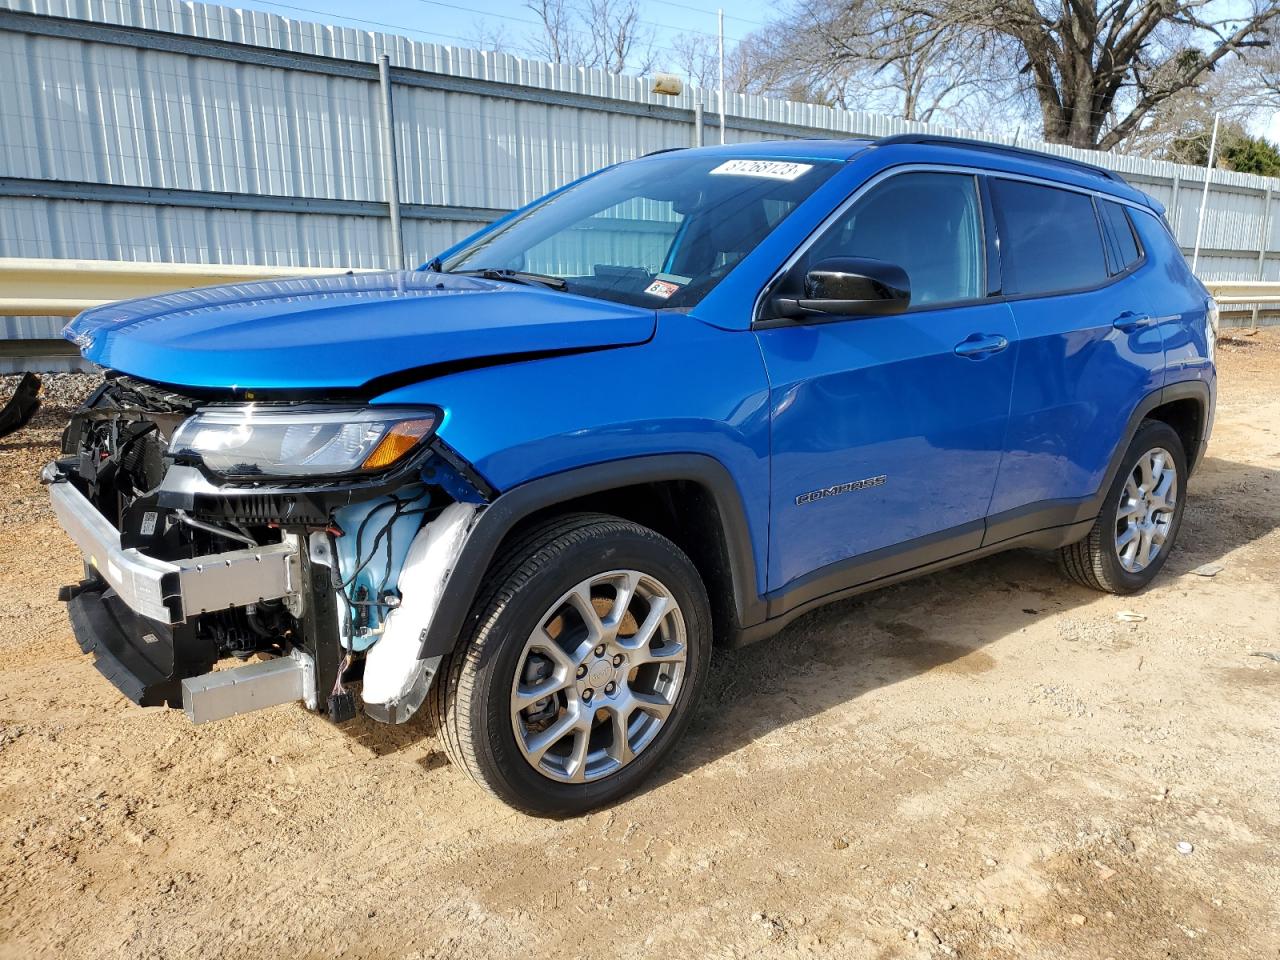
44;462;302;624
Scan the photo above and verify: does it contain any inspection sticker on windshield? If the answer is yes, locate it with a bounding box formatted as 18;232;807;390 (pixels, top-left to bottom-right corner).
710;159;813;180
644;279;682;299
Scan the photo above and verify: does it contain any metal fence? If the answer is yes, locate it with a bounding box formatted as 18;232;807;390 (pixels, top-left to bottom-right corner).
2;0;1279;370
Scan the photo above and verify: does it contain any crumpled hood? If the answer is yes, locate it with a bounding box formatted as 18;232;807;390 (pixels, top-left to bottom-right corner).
64;270;657;392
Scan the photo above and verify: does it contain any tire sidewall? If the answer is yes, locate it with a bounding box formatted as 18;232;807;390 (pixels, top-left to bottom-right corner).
1097;420;1188;591
464;524;712;816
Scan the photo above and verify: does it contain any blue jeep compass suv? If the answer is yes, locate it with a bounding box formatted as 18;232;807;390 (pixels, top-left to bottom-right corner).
46;135;1215;815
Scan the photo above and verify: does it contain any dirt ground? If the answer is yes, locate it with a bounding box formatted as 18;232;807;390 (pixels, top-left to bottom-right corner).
1;334;1278;960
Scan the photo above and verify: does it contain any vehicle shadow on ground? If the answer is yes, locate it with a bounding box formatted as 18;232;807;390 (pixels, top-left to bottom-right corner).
340;456;1279;777
644;454;1280;796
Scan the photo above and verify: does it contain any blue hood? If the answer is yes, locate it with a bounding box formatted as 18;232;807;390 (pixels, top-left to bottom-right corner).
64;271;657;392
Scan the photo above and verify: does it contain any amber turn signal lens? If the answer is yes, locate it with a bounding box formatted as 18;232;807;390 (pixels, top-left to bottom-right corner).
360;418;436;470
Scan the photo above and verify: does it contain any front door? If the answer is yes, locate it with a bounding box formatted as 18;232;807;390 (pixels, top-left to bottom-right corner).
756;170;1018;598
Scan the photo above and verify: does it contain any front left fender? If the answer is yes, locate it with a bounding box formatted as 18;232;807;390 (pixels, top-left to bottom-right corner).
372;316;774;657
413;453;768;659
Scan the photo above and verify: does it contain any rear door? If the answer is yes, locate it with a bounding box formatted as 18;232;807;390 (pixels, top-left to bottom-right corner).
984;177;1164;538
756;169;1018;597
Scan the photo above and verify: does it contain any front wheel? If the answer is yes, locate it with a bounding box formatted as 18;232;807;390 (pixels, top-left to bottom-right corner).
1058;419;1188;594
431;514;712;816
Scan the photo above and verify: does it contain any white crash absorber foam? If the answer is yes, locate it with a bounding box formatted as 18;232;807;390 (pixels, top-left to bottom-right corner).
361;501;478;722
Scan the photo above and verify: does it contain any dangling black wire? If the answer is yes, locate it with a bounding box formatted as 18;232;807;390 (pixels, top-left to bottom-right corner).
333;494;430;646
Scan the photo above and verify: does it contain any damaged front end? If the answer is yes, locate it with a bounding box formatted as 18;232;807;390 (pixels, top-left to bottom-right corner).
44;375;489;725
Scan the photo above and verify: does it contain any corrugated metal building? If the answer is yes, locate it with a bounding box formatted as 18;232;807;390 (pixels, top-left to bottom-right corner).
1;0;1278;368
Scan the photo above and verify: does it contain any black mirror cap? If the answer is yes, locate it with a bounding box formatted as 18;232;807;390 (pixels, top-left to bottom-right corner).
773;257;911;319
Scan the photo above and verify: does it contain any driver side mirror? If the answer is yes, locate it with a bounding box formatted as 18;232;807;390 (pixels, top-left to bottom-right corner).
772;257;911;320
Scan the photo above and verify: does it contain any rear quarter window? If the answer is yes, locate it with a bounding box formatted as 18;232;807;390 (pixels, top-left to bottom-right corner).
990;179;1109;296
1098;200;1142;274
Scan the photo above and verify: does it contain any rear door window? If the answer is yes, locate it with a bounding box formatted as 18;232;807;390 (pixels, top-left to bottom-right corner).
990;179;1109;296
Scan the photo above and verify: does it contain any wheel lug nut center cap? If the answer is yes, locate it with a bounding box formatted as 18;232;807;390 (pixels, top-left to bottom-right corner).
586;659;613;687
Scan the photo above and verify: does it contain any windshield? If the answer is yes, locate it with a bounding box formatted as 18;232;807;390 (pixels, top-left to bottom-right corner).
440;153;839;308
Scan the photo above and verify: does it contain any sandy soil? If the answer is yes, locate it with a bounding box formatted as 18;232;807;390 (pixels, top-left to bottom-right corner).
1;337;1278;960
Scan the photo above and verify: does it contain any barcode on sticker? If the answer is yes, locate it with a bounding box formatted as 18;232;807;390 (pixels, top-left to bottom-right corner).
710;159;813;181
140;511;158;536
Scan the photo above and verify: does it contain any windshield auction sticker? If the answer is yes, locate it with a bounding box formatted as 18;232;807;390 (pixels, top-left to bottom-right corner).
644;279;682;299
710;159;814;180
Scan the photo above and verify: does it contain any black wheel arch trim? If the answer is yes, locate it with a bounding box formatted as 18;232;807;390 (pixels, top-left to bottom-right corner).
416;453;766;659
1098;379;1210;501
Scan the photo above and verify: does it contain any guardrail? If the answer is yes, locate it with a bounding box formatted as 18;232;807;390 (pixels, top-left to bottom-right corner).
0;259;1275;367
0;257;367;317
1201;280;1280;306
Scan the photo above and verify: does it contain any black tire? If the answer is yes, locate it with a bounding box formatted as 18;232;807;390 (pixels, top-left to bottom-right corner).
429;513;712;817
1058;419;1187;594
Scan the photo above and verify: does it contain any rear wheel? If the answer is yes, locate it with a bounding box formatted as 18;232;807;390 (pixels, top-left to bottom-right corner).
431;514;711;816
1058;419;1187;594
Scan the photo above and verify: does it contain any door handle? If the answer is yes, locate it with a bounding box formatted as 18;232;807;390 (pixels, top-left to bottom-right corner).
1112;312;1155;332
954;334;1009;358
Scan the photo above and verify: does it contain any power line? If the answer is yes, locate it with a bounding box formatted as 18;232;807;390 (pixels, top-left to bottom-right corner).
407;0;756;46
645;0;767;29
244;0;478;45
245;0;753;70
235;0;752;79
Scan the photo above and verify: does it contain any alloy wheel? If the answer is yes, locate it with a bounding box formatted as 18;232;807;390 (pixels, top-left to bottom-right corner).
510;570;687;783
1114;446;1178;573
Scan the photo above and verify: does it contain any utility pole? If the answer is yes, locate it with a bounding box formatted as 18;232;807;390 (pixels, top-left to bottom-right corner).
717;9;725;145
1191;112;1220;275
377;54;405;271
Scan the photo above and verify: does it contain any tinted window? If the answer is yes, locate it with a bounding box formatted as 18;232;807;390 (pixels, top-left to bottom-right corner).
990;179;1108;295
1098;200;1142;274
807;172;984;307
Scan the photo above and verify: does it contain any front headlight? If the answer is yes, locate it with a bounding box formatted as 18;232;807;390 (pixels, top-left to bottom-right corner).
170;406;440;478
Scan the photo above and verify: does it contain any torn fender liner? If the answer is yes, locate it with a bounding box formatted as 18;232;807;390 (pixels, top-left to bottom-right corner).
362;501;479;723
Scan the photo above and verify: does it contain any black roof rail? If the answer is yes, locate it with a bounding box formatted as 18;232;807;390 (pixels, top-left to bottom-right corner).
874;133;1122;183
642;146;686;157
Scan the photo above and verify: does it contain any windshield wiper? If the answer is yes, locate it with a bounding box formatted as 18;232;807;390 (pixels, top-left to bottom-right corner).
450;268;568;291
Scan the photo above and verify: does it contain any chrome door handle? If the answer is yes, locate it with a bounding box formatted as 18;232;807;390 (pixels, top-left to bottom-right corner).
1112;312;1155;332
954;334;1009;358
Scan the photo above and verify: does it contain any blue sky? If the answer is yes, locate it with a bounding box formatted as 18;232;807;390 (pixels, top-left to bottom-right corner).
223;0;775;69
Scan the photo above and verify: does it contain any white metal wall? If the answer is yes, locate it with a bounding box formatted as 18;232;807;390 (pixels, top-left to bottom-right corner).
1;0;1278;359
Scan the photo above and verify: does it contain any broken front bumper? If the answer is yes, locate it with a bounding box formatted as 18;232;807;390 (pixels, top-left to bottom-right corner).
44;461;302;624
44;461;318;715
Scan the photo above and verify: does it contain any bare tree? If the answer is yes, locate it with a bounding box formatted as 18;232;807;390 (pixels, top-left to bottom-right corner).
742;0;1015;122
1236;23;1280;108
902;0;1280;149
669;32;766;94
466;17;512;55
526;0;582;64
1110;51;1270;158
586;0;653;74
523;0;654;74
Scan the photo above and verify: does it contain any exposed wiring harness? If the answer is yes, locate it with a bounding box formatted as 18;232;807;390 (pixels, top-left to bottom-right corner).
327;493;433;658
